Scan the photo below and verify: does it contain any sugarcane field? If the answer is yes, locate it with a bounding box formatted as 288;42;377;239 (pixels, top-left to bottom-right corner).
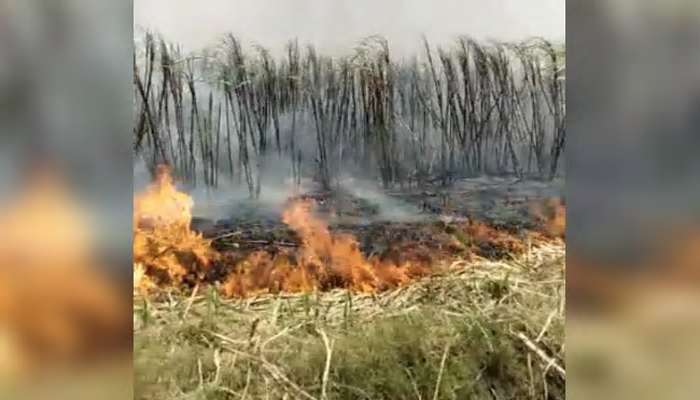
132;10;566;399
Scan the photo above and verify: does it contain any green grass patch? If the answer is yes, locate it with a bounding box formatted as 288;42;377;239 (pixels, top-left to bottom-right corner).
135;245;565;399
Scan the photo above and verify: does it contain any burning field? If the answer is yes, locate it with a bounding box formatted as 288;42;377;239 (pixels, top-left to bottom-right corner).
134;167;565;400
132;25;567;398
134;166;564;298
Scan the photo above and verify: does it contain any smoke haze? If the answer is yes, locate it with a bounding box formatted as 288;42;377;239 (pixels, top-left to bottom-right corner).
135;0;565;55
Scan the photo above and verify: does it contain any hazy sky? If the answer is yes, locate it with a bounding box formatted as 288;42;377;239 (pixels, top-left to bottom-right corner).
135;0;565;56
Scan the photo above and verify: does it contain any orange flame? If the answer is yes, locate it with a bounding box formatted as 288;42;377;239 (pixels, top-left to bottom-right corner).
223;200;430;297
133;166;217;291
135;166;561;298
282;200;380;291
530;197;566;238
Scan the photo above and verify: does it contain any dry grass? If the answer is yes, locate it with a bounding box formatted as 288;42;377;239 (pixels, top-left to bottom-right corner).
134;243;564;400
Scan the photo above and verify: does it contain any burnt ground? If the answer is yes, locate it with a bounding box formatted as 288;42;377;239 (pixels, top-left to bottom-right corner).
189;178;563;273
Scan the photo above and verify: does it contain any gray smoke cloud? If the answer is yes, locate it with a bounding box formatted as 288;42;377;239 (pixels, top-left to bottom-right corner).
133;0;566;224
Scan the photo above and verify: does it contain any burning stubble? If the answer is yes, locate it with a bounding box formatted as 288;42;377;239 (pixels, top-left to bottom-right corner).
133;165;565;298
222;200;431;296
133;165;219;292
133;167;432;297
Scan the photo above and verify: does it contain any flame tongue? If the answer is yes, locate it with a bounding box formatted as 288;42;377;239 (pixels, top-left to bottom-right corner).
133;166;216;291
134;165;193;229
224;199;428;297
134;167;432;297
133;170;563;298
282;200;380;291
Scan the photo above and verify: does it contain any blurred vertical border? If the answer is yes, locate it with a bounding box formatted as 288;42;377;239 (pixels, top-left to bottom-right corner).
567;1;700;399
0;1;133;399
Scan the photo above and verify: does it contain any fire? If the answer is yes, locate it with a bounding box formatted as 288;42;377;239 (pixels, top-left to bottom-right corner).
133;168;431;298
530;197;566;238
133;262;155;294
223;200;429;297
282;200;381;291
134;166;564;298
133;166;217;292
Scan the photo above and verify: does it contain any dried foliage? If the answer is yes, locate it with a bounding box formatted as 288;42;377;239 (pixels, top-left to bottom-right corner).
134;33;565;196
135;243;565;399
